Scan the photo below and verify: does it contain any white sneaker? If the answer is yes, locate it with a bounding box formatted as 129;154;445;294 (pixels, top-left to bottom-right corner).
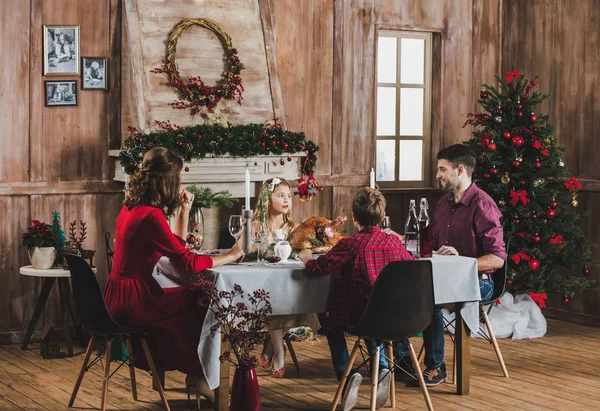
375;369;391;409
340;372;362;411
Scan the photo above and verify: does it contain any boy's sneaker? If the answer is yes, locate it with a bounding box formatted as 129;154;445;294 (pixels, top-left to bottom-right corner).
422;363;447;387
375;369;391;409
340;372;362;411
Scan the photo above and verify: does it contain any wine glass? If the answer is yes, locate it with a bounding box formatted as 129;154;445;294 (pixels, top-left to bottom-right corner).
228;215;244;243
381;216;391;232
251;221;269;264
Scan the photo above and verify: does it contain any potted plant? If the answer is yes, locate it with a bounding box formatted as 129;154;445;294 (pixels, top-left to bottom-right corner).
192;277;272;411
20;220;58;269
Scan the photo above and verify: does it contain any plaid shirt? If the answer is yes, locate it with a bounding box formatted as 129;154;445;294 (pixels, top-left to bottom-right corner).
304;226;414;329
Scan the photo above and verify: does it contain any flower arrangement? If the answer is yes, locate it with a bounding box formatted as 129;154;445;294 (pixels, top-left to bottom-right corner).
192;277;272;368
20;220;58;249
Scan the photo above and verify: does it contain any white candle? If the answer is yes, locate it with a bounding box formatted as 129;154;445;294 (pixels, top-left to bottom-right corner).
370;167;375;189
245;168;251;210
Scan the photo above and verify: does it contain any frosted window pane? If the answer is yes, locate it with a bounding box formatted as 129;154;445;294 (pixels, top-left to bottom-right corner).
399;88;424;136
400;38;425;84
399;140;423;181
377;87;396;136
377;37;397;83
376;140;396;181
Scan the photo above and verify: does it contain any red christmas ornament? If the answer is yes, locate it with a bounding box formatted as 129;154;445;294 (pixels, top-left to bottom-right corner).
495;107;503;115
131;161;138;169
513;218;521;224
197;134;203;140
280;159;285;166
527;258;540;272
549;201;558;209
490;167;499;175
135;136;142;143
287;156;292;162
530;114;538;122
254;162;258;166
487;142;497;151
517;111;524;118
483;173;491;179
506;279;513;287
546;208;557;219
562;296;570;304
512;160;521;168
503;131;511;139
532;234;541;244
184;166;190;172
583;266;590;276
511;136;525;148
176;140;183;146
519;179;528;187
260;142;266;147
531;211;538;219
516;104;523;110
283;142;289;150
534;161;542;169
480;91;489;99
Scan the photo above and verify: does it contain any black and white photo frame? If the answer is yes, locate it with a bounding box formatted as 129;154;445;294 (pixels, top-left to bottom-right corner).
45;80;78;106
43;25;80;75
82;57;108;90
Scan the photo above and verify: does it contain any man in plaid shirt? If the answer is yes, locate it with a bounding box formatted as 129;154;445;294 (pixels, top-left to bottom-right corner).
299;188;414;410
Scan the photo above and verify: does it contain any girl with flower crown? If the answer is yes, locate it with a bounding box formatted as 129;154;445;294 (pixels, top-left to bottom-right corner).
241;177;319;378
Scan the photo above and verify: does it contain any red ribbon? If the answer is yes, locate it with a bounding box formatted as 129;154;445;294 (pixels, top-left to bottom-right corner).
564;176;582;192
505;69;523;84
529;292;547;308
549;235;565;252
510;190;529;206
541;149;550;156
511;249;531;264
532;140;542;149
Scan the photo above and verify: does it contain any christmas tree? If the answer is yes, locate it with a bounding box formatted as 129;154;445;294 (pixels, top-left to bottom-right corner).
463;69;595;302
50;211;67;264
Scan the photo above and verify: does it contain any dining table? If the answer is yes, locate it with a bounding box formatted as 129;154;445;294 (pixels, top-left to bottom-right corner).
194;254;480;410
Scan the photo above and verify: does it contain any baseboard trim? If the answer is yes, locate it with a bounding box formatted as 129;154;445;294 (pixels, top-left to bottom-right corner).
0;327;71;345
543;308;600;327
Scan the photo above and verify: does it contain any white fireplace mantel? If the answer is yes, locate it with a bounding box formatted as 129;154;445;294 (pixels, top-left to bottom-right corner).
109;150;304;197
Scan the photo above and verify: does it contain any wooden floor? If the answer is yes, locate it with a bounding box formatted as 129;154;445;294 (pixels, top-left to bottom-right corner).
1;318;599;410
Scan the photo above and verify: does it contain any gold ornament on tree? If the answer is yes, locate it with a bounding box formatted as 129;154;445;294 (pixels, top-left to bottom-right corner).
571;195;579;207
498;199;506;207
501;173;511;184
533;178;545;188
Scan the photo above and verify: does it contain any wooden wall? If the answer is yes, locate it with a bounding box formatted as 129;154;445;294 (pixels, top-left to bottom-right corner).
503;0;600;322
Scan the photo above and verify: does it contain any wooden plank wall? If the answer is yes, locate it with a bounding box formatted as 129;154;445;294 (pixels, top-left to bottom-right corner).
503;0;600;321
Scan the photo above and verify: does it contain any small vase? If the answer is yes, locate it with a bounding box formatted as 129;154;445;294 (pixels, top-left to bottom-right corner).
230;365;260;411
187;208;205;250
28;246;57;269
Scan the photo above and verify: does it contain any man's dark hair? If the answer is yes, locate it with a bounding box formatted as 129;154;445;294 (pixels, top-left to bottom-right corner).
437;144;476;177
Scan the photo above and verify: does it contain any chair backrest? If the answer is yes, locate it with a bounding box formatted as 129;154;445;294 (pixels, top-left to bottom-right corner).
64;253;125;337
490;238;511;302
354;260;434;341
105;232;114;273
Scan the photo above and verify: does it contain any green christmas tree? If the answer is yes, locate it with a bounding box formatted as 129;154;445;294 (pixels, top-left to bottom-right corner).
50;211;67;264
463;69;595;301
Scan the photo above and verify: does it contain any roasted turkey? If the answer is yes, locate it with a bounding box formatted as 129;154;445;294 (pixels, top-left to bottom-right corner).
287;216;347;253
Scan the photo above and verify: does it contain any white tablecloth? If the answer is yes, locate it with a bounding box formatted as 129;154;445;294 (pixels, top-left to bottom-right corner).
196;255;480;390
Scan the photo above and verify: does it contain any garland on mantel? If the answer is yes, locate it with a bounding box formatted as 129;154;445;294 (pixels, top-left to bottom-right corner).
119;120;319;177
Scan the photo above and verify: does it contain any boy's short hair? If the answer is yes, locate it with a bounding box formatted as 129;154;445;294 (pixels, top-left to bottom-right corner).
352;188;386;227
437;144;476;177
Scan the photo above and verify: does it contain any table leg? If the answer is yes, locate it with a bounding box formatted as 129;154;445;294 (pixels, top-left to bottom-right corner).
21;277;56;350
57;279;74;356
215;334;232;411
455;304;471;395
58;278;85;347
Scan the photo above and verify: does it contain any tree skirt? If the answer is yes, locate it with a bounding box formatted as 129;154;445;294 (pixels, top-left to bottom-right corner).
443;292;547;339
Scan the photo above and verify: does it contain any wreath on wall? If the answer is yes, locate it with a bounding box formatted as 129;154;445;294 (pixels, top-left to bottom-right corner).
151;18;245;116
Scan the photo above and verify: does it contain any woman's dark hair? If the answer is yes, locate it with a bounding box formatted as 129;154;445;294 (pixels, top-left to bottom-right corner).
437;144;476;177
352;188;386;227
124;147;183;216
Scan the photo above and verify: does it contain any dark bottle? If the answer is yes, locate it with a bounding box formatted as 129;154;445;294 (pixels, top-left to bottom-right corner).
418;197;432;258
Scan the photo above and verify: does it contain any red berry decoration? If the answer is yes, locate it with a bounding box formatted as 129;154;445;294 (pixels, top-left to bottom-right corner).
197;134;203;140
480;91;489;99
527;258;540;272
487;142;497;151
483;173;491;179
549;201;558;209
532;234;541;244
562;296;570;304
511;136;525;148
490;167;498;175
503;131;511;139
534;161;542;169
517;111;523;117
512;160;521;168
506;279;513;287
546;208;557;219
583;266;590;276
530;114;537;122
280;160;285;166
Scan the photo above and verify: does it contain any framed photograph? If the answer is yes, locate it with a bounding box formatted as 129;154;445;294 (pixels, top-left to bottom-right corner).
82;57;108;90
45;80;78;106
43;25;80;75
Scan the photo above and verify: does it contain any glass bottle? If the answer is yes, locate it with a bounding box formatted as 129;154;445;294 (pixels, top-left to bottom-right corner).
418;197;432;258
404;199;419;254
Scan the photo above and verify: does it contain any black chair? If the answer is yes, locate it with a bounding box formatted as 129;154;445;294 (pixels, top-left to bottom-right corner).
104;232;114;273
330;260;435;411
64;253;170;411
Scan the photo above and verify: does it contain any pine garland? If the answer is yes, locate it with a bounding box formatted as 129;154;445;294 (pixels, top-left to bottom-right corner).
185;185;237;210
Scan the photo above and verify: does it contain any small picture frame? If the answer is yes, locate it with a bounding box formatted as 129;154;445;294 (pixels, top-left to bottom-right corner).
43;25;80;75
45;80;78;106
82;57;108;90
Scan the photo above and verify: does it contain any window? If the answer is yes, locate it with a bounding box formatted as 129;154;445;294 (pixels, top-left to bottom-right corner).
375;31;432;189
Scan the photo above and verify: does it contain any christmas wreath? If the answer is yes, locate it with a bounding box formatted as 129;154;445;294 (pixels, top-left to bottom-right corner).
151;18;245;116
120;119;319;178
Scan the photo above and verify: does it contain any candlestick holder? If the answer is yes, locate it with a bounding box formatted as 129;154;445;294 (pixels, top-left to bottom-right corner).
242;208;254;254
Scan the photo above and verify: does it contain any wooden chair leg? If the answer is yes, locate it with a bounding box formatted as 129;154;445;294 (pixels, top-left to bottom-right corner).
417;343;425;364
370;345;380;411
101;338;112;411
69;335;96;407
123;335;138;400
386;342;395;408
152;369;166;391
284;334;301;373
331;339;361;411
452;336;457;385
481;309;509;378
408;342;434;411
141;337;171;411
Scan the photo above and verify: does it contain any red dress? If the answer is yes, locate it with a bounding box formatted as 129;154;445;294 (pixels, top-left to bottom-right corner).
104;205;212;376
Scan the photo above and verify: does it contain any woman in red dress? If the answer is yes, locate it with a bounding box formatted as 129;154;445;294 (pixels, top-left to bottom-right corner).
104;147;244;399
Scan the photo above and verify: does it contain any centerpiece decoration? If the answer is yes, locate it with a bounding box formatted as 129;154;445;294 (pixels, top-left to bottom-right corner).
192;277;272;411
20;220;58;269
151;18;245;116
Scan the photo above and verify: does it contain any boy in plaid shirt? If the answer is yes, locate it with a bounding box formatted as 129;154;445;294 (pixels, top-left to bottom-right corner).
298;188;414;410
